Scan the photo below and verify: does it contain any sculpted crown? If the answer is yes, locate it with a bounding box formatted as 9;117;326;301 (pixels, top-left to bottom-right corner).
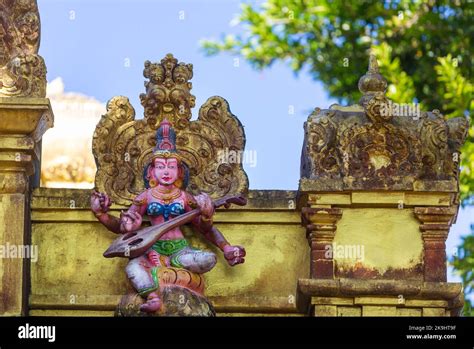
139;54;196;129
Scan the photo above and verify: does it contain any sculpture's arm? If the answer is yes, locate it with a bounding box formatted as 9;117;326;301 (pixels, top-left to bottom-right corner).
91;191;121;234
96;213;122;234
184;191;214;229
197;225;229;251
118;192;147;233
91;191;146;234
197;225;245;266
183;192;246;266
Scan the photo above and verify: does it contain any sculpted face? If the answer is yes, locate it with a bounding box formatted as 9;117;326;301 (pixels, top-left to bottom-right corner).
153;158;179;186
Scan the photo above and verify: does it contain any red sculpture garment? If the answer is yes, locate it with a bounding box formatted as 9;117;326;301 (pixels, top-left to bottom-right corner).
90;119;246;314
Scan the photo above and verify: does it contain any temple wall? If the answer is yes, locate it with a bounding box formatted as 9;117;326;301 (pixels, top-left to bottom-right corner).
29;188;308;316
334;207;424;279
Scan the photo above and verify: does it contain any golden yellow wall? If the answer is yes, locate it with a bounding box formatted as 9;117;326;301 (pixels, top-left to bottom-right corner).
305;191;456;281
334;208;423;279
29;188;308;316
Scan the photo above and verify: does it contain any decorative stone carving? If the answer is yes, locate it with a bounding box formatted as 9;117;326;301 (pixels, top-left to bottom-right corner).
92;54;249;206
300;55;469;191
0;0;46;97
91;54;248;317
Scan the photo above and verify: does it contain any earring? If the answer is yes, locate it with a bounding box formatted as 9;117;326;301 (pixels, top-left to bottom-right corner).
174;178;183;189
149;179;157;188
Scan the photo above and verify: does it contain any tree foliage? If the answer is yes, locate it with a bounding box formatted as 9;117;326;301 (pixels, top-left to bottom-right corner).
453;227;474;316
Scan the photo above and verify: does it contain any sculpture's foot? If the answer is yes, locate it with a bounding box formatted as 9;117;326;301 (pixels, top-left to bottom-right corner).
116;286;215;317
116;267;215;317
139;292;162;313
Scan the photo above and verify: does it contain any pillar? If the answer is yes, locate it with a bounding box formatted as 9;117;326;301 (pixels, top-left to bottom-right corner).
414;207;456;282
0;98;53;315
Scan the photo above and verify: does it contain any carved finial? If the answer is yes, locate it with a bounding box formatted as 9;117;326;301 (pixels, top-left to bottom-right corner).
301;55;469;194
139;54;196;129
368;54;379;73
0;0;46;97
358;54;388;105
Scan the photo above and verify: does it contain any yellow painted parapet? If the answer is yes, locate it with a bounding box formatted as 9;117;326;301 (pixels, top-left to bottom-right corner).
30;188;308;316
300;192;456;281
297;55;468;317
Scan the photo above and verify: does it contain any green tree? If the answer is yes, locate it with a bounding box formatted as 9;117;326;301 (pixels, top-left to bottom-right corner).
453;225;474;316
202;0;474;313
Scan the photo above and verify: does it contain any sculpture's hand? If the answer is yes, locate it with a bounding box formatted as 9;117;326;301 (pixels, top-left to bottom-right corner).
194;192;215;219
91;191;112;214
120;211;143;233
147;250;161;267
223;245;246;266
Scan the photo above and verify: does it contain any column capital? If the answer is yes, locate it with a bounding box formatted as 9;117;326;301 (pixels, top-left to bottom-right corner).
414;206;456;282
0;98;53;181
301;207;343;279
302;207;343;225
414;207;457;226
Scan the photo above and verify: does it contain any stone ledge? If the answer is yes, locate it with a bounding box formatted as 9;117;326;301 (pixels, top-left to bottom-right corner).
297;278;463;315
29;294;299;314
299;178;458;194
0;97;53;136
32;188;299;211
309;303;453;317
301;191;454;207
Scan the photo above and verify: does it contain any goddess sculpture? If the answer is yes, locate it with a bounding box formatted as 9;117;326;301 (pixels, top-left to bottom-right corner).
90;119;246;314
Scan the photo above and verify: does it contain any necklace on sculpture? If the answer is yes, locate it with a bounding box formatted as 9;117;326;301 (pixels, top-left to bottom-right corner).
151;186;181;204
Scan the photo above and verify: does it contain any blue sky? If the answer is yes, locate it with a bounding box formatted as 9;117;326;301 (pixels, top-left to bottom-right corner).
37;0;472;284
